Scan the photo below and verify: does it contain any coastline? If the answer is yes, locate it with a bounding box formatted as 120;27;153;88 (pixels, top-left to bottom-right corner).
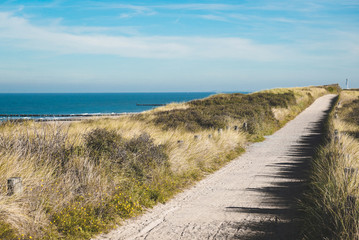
0;92;219;122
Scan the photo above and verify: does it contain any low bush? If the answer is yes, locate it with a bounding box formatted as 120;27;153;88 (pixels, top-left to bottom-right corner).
154;92;297;135
84;128;123;165
85;128;168;180
123;133;168;180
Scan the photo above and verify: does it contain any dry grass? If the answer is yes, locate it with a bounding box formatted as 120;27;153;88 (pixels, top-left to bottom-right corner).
302;89;359;239
146;102;190;113
338;90;359;105
0;117;244;239
0;85;337;239
269;86;328;123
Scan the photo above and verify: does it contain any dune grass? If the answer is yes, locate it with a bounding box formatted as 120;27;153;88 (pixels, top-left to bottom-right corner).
301;89;359;239
0;85;338;239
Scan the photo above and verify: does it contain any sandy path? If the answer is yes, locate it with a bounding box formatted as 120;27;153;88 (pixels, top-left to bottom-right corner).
95;94;336;240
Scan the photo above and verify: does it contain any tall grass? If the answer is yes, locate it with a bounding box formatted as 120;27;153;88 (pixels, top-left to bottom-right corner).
302;89;359;239
0;85;338;239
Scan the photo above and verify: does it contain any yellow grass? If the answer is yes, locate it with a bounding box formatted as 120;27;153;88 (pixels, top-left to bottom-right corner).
338;90;359;105
302;89;359;239
269;86;328;122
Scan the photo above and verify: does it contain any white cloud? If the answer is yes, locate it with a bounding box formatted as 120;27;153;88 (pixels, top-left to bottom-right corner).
198;14;229;22
154;4;239;11
0;12;292;61
0;11;358;65
88;3;157;18
91;3;239;11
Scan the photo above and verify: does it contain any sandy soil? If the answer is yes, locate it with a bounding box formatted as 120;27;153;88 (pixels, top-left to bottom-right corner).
94;94;337;240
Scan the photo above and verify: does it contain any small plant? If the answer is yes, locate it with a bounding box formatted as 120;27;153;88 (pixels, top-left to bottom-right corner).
84;128;123;165
0;221;17;240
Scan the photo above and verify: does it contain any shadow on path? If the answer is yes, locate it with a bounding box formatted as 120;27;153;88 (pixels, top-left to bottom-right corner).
219;106;333;239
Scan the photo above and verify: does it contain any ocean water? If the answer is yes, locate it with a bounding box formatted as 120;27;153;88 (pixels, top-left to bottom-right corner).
0;93;215;119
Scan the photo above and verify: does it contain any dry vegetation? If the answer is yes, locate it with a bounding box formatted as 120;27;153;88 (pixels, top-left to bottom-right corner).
0;85;337;239
302;89;359;239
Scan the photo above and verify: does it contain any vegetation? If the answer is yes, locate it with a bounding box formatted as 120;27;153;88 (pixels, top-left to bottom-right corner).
0;85;338;239
302;89;359;239
154;92;296;134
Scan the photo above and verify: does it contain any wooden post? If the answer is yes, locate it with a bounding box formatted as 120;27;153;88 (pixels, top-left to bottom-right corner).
334;130;340;144
7;177;22;196
243;122;248;131
346;195;357;215
344;167;358;188
344;167;358;180
233;126;238;131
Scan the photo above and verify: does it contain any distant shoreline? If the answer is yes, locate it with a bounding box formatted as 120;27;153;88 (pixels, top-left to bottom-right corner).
0;92;252;122
0;92;219;120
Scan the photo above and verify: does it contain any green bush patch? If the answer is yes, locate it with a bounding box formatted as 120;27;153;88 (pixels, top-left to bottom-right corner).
154;92;297;135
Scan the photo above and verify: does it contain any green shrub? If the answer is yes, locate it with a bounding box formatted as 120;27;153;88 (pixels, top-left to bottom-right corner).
84;129;168;181
153;92;297;135
51;200;109;239
324;84;341;94
84;128;123;165
124;133;168;179
0;221;17;240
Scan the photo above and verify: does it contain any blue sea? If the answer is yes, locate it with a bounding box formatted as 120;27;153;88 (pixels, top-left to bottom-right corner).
0;93;216;120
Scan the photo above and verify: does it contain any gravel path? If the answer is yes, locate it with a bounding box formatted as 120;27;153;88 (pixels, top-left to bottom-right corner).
95;94;336;240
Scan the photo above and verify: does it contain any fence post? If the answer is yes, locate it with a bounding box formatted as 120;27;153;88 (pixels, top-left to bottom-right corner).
233;126;238;131
346;195;357;215
7;177;23;196
344;167;358;188
242;122;248;131
334;130;340;144
344;167;358;180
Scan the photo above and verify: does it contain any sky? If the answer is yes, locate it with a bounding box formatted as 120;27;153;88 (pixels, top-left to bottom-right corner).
0;0;358;93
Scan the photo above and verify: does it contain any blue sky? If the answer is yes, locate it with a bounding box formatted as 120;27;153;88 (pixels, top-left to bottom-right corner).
0;0;358;92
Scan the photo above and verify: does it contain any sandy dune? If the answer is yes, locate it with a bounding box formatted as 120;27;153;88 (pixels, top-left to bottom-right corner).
95;94;336;240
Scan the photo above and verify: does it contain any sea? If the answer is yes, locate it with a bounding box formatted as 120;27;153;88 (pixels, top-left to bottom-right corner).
0;92;216;120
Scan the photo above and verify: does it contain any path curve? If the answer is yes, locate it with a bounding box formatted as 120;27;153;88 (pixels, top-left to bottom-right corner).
95;94;336;240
